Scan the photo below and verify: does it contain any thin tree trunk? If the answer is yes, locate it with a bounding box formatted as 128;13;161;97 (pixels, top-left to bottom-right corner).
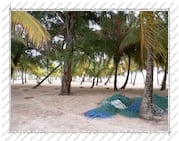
46;54;52;84
157;67;159;85
161;66;167;90
104;67;114;85
11;50;23;77
33;63;61;88
104;75;111;85
21;69;24;85
130;72;133;84
114;57;119;91
24;69;27;84
96;77;99;86
80;75;85;85
133;71;137;85
91;78;95;88
120;55;131;89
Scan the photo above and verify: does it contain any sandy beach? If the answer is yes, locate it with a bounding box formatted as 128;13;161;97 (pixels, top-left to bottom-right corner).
10;82;168;132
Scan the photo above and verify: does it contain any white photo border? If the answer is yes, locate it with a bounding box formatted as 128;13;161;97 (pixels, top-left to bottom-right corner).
0;0;178;141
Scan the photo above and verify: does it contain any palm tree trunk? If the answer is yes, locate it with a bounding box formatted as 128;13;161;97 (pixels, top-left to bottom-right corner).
157;67;160;85
80;75;85;85
120;55;131;89
161;66;167;90
21;69;24;84
139;46;154;120
91;78;95;88
33;63;61;88
24;69;27;84
114;57;119;91
133;71;137;85
139;11;155;120
104;75;111;85
96;77;99;86
130;72;133;84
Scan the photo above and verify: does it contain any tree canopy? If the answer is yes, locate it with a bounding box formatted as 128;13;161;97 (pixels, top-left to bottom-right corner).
11;11;168;93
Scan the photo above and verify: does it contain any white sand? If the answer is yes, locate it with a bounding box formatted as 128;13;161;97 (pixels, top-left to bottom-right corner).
10;83;168;132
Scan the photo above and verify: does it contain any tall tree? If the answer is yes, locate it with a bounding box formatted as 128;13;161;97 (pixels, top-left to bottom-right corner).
139;11;168;120
60;12;76;94
139;12;154;119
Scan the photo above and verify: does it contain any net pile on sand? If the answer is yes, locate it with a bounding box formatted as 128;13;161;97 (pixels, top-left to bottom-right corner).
84;93;168;118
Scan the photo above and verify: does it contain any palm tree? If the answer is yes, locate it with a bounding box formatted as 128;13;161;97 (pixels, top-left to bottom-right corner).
155;12;168;90
11;11;50;47
120;11;168;119
11;37;26;77
11;11;50;77
139;11;168;120
139;11;154;120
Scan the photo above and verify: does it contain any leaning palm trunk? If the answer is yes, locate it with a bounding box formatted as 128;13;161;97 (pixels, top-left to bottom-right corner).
114;56;119;91
132;71;137;85
91;78;95;88
104;75;111;85
161;65;167;90
33;63;61;89
80;75;86;85
139;11;155;120
120;54;131;89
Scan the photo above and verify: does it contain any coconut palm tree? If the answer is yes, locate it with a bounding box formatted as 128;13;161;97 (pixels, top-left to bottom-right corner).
11;11;50;77
139;11;168;120
139;11;154;120
120;11;168;119
11;37;26;77
11;11;50;47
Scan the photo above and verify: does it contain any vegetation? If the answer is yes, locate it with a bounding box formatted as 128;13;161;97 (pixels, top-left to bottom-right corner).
11;11;168;120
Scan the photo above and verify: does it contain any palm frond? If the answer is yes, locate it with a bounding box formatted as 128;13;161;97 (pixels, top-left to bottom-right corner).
119;27;140;51
11;11;50;47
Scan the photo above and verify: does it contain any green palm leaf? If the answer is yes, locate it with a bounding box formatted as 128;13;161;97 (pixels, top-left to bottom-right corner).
119;27;140;50
11;11;50;47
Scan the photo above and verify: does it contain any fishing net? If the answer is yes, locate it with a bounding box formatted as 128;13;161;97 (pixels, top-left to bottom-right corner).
84;93;168;118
